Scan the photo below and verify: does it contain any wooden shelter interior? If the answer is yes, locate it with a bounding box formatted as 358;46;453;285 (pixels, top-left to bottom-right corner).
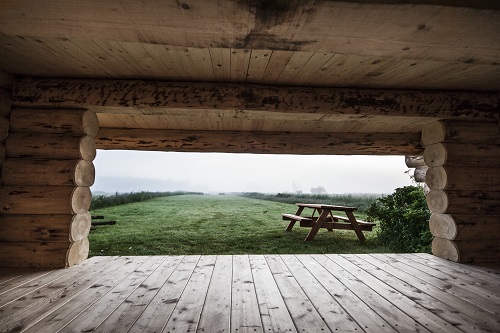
0;2;499;332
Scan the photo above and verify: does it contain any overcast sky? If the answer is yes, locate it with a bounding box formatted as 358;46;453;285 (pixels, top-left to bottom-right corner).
91;150;413;194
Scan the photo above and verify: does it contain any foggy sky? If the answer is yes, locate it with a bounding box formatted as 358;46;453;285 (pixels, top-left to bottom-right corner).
91;150;413;194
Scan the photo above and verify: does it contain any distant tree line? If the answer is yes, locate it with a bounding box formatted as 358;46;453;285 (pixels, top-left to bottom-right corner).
238;192;382;213
91;191;203;210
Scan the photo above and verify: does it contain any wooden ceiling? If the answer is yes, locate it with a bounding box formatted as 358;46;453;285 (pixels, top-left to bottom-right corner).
1;0;500;155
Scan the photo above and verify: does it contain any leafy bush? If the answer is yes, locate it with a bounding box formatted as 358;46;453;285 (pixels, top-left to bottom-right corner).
366;186;432;253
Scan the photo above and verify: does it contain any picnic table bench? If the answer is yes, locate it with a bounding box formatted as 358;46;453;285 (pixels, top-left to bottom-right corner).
282;203;375;242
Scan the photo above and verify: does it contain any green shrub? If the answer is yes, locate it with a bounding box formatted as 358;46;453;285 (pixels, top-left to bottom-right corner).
366;186;432;253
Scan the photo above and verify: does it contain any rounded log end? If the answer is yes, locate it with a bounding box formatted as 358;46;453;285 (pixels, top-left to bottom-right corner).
422;121;445;147
405;155;426;168
82;110;99;137
66;238;89;267
79;136;96;161
75;160;95;187
71;187;92;214
70;213;91;242
425;166;447;190
432;237;459;262
426;190;448;214
429;213;457;239
424;143;446;167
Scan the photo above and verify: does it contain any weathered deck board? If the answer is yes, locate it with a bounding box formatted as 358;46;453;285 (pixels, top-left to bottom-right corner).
0;254;498;333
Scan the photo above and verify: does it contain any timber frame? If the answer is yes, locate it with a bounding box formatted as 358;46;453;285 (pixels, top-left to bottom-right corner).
0;0;499;267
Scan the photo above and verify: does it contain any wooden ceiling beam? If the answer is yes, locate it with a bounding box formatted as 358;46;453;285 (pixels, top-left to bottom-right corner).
0;1;499;65
95;128;423;155
12;78;499;121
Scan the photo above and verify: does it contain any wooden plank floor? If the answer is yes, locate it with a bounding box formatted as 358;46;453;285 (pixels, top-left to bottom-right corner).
0;254;499;333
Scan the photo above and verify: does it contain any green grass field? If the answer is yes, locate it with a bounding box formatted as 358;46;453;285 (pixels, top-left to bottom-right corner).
89;194;389;256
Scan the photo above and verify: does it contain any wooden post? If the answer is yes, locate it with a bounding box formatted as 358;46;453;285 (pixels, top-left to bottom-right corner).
423;120;500;263
0;104;98;268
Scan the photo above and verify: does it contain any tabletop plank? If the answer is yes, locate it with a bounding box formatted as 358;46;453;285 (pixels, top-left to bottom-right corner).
296;203;357;211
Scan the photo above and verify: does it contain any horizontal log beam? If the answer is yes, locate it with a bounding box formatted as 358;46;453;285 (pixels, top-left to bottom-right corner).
426;166;500;191
0;88;11;117
9;108;99;136
429;213;500;241
424;143;500;167
6;133;96;161
12;78;499;121
0;213;91;243
432;237;500;263
1;159;95;187
95;128;423;155
0;238;88;268
0;186;91;215
422;120;500;146
426;189;500;215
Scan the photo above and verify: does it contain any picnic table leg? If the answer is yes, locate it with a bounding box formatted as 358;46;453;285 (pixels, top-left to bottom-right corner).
305;209;329;241
346;211;366;243
286;206;305;231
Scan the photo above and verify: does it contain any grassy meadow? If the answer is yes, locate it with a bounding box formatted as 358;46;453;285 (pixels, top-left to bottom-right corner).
89;194;388;256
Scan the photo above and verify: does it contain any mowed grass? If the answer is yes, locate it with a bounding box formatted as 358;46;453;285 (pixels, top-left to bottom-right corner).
89;194;389;256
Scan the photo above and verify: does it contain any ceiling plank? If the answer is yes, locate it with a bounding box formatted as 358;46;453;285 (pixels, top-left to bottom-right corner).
1;1;498;64
95;128;423;155
12;78;499;121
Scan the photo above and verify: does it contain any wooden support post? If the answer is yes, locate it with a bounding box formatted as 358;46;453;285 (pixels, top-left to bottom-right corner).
0;104;98;268
423;120;500;263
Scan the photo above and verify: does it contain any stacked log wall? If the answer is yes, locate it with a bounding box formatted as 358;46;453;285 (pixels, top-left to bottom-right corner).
0;71;12;183
423;120;500;263
0;106;98;268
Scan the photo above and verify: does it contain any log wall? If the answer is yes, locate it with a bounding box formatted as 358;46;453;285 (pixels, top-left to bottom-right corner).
423;120;500;263
0;106;98;268
0;71;12;183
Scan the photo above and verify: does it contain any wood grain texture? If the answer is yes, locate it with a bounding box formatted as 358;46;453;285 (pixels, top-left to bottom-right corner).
0;213;90;243
6;133;96;161
426;189;500;215
425;166;500;190
2;158;95;186
0;116;8;141
1;254;499;331
413;166;427;183
0;186;91;215
0;88;12;116
0;1;498;64
432;237;500;263
12;78;500;120
66;237;89;267
429;213;500;241
95;128;423;155
422;120;500;146
0;242;71;268
0;71;13;90
9;108;99;136
405;155;425;168
424;142;500;167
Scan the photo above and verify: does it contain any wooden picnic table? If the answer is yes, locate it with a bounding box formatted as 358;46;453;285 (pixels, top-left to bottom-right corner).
282;203;375;242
